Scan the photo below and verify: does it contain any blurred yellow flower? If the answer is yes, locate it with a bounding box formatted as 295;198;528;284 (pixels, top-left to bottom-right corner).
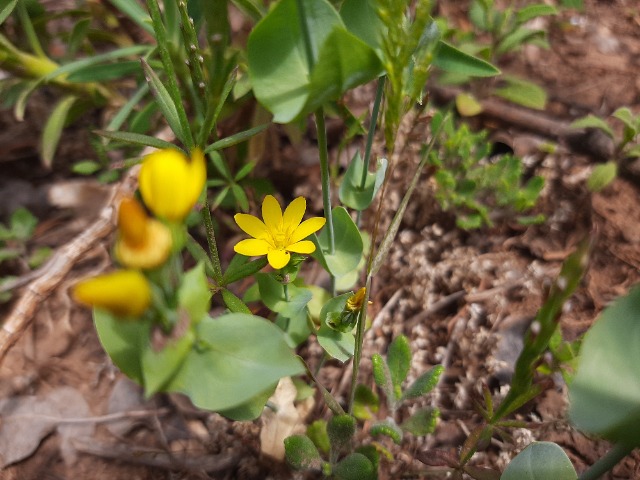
73;270;151;317
139;148;206;222
115;197;172;269
234;195;326;270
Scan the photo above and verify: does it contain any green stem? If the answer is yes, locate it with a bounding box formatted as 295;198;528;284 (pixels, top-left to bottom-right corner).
579;443;634;480
357;76;385;226
315;108;335;256
146;0;194;150
348;276;372;413
201;199;223;285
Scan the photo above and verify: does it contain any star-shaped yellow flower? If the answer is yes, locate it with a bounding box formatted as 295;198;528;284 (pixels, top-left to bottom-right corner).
234;195;326;270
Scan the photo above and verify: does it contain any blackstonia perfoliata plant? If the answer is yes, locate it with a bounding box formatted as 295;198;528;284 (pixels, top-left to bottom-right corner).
0;0;628;477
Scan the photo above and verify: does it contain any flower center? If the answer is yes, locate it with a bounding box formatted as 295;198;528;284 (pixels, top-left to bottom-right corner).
273;229;288;248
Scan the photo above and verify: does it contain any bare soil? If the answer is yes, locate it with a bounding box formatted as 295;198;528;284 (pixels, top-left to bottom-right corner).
1;0;640;479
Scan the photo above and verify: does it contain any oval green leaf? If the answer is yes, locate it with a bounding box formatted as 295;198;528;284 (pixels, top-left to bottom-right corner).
569;286;640;446
433;41;500;77
165;313;304;411
312;207;363;277
41;95;78;168
501;442;577;480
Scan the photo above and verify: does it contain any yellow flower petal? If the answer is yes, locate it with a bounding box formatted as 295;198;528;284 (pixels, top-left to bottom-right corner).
73;270;151;318
290;217;326;244
234;213;268;239
118;198;147;247
234;238;271;257
115;219;172;269
268;249;290;270
139;148;205;221
262;195;283;233
287;240;316;254
283;197;306;236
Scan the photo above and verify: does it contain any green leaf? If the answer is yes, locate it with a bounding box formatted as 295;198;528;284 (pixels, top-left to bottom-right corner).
221;288;251;314
307;420;331;454
94;309;150;385
72;160;101;175
569;286;640;446
0;0;18;25
626;145;640;158
67;60;141;83
256;273;312;318
455;92;483;116
587;161;617;192
10;207;37;241
401;407;439;436
165;313;304;411
247;0;382;123
611;107;636;133
107;0;154;35
340;0;383;51
433;41;500;77
141;59;186;145
320;292;351;329
317;322;355;362
516;5;558;24
219;385;276;421
371;353;396;405
248;0;342;123
222;256;268;285
387;335;411;393
204;124;269;153
284;434;324;471
94;130;179;151
334;453;376;480
305;27;383;114
401;365;444;401
496;27;544;55
570;114;614;138
177;262;211;324
327;414;356;453
41;95;77;168
44;46;150;81
500;442;577;480
353;384;379;420
370;419;403;445
142;327;195;395
312;207;363;277
339;153;388;210
275;309;312;348
493;76;547;110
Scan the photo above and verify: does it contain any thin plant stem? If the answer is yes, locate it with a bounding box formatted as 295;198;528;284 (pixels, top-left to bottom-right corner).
579;443;634;480
315;108;336;256
146;0;194;150
201;199;223;285
296;0;336;263
348;276;372;413
356;76;386;227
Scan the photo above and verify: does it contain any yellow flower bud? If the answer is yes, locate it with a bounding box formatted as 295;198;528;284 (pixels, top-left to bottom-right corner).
73;270;152;318
139;148;206;222
115;197;172;269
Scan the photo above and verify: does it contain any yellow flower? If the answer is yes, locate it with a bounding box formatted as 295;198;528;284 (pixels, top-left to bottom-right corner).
346;287;371;312
114;197;172;269
73;270;151;318
234;195;326;270
139;148;206;221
